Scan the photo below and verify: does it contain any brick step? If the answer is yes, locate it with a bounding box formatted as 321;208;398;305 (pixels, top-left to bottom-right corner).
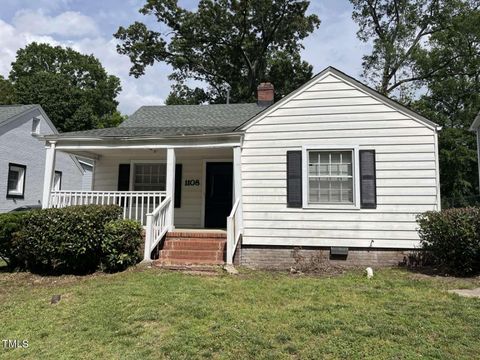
154;258;225;266
160;249;225;261
166;231;226;239
163;239;226;251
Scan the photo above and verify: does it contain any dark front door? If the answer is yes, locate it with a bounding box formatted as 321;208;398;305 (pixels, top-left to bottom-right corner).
205;162;233;228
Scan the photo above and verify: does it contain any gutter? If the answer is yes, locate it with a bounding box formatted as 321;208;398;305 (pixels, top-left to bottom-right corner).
40;131;245;142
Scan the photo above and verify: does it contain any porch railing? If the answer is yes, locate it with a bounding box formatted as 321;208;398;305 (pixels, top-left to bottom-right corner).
49;190;166;226
226;197;243;264
144;196;171;261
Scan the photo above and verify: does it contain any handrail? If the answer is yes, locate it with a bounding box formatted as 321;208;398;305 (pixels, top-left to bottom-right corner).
144;196;171;261
228;197;240;218
226;197;242;265
147;196;171;216
49;190;166;226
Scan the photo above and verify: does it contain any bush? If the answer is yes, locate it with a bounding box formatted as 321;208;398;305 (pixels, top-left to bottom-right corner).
417;207;480;276
0;212;30;268
13;205;124;274
101;219;142;272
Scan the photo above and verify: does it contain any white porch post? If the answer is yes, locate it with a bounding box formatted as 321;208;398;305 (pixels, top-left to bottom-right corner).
233;146;242;200
42;141;57;208
144;214;153;261
166;147;176;230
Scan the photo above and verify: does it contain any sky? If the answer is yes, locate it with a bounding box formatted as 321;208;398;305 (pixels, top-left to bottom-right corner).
0;0;370;115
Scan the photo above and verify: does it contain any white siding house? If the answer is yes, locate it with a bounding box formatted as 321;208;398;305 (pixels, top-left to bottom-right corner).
39;67;441;268
239;70;440;250
0;105;85;213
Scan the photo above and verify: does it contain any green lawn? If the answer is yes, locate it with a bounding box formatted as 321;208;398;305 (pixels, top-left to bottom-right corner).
0;267;479;359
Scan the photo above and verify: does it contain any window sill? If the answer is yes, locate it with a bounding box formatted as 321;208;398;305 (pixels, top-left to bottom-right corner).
6;193;24;199
302;203;360;210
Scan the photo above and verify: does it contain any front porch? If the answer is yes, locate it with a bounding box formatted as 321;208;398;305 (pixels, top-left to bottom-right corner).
41;135;243;265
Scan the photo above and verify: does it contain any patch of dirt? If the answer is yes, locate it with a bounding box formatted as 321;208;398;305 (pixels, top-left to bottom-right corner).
406;268;480;284
448;288;480;298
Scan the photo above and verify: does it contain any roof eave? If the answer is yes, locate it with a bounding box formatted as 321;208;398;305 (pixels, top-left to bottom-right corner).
41;131;244;142
235;66;440;132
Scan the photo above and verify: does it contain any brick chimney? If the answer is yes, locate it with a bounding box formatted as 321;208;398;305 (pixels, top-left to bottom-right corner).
257;82;274;106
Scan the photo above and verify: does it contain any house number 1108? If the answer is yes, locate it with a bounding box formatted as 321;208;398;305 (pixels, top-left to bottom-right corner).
185;179;200;186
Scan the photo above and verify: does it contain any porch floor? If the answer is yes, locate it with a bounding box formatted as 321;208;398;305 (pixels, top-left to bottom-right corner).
173;228;227;234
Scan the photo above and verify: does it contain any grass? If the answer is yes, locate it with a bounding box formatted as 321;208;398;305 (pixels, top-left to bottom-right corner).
0;267;479;359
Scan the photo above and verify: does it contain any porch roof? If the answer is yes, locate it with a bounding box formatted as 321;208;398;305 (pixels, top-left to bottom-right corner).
43;103;268;140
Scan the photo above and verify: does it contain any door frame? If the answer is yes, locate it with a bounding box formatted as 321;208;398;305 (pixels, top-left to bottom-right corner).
201;159;233;228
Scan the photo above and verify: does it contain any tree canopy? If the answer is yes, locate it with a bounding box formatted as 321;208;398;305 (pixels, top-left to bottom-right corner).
5;42;123;132
0;76;16;105
115;0;320;104
350;0;480;205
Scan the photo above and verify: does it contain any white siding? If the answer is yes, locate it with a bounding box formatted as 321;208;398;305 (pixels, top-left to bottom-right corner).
92;148;232;228
240;72;439;249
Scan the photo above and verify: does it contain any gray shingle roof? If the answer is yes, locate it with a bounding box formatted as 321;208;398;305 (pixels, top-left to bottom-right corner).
0;105;38;126
51;103;267;138
122;104;265;128
55;126;240;138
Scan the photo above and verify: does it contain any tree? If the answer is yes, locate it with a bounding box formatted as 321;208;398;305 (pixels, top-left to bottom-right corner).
0;76;17;105
350;0;467;98
414;6;480;203
115;0;320;103
350;0;480;204
9;42;122;132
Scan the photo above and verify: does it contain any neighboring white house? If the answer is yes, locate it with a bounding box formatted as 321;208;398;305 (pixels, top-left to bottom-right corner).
0;105;87;213
39;67;441;269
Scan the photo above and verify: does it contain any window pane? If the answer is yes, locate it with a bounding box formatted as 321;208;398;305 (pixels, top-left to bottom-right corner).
307;150;354;204
134;163;166;191
8;171;19;191
7;165;25;195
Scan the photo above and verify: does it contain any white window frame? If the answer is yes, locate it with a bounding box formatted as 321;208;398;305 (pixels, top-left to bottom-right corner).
302;145;360;210
7;163;27;198
129;160;167;191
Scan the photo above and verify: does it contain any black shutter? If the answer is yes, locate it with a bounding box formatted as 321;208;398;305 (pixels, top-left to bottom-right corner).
174;164;182;208
117;164;130;191
287;151;302;208
359;150;377;209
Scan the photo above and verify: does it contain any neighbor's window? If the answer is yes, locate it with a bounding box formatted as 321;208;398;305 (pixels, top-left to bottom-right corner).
7;163;26;198
308;150;353;204
52;171;62;191
134;163;166;191
31;118;40;134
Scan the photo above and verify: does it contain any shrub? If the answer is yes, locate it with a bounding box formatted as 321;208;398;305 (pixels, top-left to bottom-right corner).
417;207;480;276
13;205;122;274
101;219;142;273
0;212;30;268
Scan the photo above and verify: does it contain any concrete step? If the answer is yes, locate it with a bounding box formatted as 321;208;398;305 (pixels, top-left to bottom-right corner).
163;239;226;251
154;258;225;266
